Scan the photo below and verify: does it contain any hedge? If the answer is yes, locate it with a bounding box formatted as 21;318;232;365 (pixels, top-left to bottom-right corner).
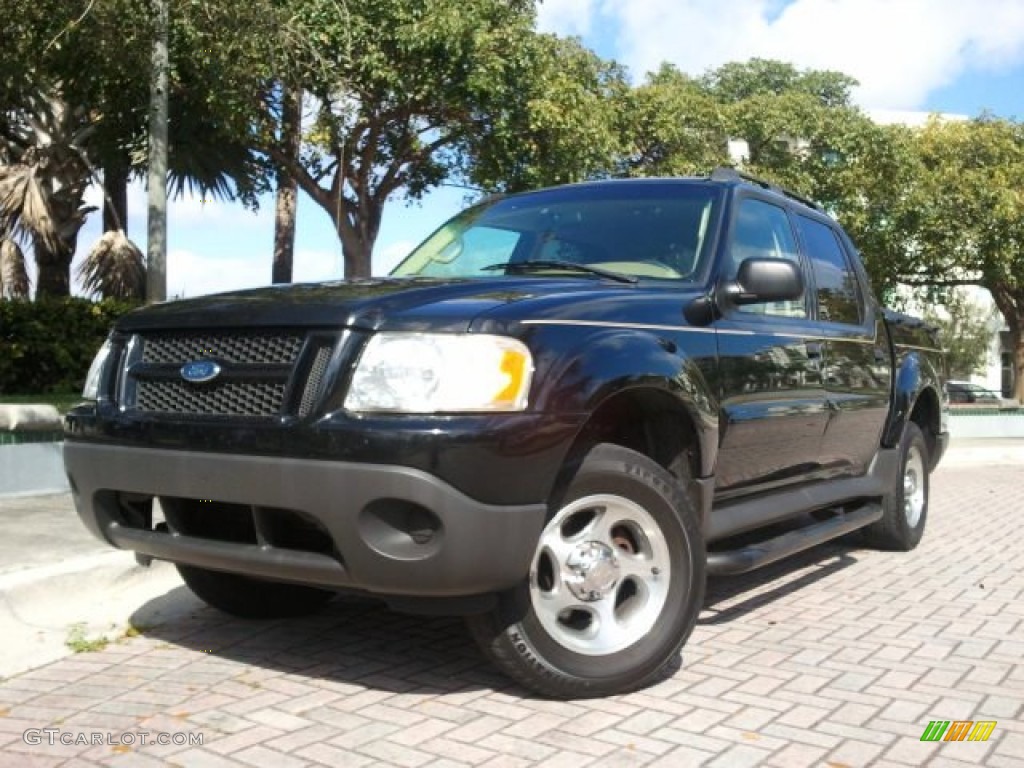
0;298;139;395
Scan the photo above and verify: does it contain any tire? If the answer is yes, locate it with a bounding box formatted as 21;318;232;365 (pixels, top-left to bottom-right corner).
862;421;929;551
467;443;705;699
176;564;335;619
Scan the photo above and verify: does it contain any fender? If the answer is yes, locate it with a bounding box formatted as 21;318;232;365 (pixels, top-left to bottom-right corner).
882;346;945;448
515;322;720;479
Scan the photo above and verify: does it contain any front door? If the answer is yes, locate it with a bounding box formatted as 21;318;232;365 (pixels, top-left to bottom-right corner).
713;196;830;496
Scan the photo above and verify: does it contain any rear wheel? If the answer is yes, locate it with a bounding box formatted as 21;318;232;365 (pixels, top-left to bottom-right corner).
862;422;929;551
176;564;335;619
468;443;705;698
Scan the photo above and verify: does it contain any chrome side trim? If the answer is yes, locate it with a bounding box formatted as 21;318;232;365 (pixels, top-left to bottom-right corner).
520;318;882;344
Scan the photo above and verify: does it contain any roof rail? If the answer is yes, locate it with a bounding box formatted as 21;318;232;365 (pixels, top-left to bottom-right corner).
710;167;824;212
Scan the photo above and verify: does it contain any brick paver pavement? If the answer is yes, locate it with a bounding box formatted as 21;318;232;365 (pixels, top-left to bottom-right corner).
1;462;1021;767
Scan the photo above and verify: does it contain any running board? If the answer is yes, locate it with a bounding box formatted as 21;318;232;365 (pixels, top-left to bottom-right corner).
706;503;883;576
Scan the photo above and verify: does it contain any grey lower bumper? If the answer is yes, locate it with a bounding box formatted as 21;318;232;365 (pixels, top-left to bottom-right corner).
64;442;547;598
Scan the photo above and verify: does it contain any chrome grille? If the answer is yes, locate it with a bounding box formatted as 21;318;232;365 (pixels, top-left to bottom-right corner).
142;332;303;364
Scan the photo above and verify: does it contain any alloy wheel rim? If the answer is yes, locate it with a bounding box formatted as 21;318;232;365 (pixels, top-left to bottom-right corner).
903;445;926;528
529;494;671;656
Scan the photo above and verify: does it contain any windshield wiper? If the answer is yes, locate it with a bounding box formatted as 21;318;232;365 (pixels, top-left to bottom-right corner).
481;259;638;284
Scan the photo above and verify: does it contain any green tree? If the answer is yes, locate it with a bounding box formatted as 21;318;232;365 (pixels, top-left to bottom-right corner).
251;0;544;277
900;117;1024;400
616;64;727;178
920;289;996;378
0;0;151;296
699;60;920;302
0;0;274;297
701;58;857;108
467;34;627;193
0;88;96;297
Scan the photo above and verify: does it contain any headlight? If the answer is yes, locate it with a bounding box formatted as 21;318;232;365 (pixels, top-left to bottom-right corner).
82;339;113;400
345;333;533;413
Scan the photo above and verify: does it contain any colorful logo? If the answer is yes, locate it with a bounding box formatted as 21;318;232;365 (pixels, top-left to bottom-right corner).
920;720;997;742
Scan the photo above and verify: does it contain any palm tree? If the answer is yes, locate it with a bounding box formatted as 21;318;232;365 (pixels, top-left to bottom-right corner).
1;80;263;301
0;86;96;297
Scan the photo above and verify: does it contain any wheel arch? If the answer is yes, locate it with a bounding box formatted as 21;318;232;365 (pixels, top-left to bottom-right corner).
909;385;943;469
549;385;713;528
883;347;945;464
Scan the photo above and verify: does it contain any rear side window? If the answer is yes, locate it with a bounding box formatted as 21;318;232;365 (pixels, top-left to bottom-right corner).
726;198;806;318
796;215;863;325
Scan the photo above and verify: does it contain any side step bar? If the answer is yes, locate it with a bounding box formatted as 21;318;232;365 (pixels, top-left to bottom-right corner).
706;503;883;576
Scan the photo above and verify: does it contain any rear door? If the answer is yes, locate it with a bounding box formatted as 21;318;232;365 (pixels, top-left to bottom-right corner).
794;213;891;476
714;196;830;496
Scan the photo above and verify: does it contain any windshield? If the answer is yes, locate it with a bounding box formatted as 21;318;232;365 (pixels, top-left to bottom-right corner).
391;182;722;282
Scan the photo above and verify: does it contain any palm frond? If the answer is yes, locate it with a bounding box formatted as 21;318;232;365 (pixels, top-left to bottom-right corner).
0;164;61;249
0;237;30;298
22;171;61;251
0;165;29;222
77;229;145;300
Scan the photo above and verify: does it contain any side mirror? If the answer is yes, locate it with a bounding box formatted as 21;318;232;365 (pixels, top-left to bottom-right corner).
725;258;804;305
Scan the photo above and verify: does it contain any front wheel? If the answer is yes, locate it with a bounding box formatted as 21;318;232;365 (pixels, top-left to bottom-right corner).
863;422;929;551
467;443;705;698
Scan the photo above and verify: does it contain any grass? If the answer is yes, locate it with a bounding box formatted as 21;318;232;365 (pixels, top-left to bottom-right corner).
65;624;110;653
63;621;150;654
0;393;83;414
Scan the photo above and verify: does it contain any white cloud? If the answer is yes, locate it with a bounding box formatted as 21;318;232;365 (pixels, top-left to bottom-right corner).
294;248;343;283
589;0;1024;109
166;249;266;299
373;240;415;276
537;0;600;36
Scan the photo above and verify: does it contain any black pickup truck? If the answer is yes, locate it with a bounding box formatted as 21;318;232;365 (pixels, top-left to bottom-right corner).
64;169;948;698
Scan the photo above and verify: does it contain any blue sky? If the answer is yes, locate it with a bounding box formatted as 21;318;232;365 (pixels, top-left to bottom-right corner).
66;0;1024;298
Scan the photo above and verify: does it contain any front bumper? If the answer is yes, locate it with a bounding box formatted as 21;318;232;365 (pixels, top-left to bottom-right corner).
64;441;547;598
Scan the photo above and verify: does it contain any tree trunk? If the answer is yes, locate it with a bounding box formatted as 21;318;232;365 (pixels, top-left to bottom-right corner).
103;159;129;234
341;237;373;279
989;284;1024;403
332;197;381;279
146;0;169;303
34;238;75;297
272;86;301;284
272;133;384;280
1012;327;1024;403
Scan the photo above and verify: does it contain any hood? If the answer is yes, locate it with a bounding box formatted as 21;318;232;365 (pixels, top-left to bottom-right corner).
113;276;645;333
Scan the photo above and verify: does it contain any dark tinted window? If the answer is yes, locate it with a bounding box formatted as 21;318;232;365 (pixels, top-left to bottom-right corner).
727;198;805;318
796;215;862;325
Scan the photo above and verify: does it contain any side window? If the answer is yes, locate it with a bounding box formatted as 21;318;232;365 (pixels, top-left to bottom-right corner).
795;216;863;325
727;198;805;318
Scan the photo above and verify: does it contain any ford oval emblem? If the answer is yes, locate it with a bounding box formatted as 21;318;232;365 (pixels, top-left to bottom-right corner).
180;360;221;383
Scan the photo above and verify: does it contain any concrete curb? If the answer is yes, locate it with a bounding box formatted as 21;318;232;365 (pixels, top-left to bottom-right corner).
0;552;199;679
938;439;1024;467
